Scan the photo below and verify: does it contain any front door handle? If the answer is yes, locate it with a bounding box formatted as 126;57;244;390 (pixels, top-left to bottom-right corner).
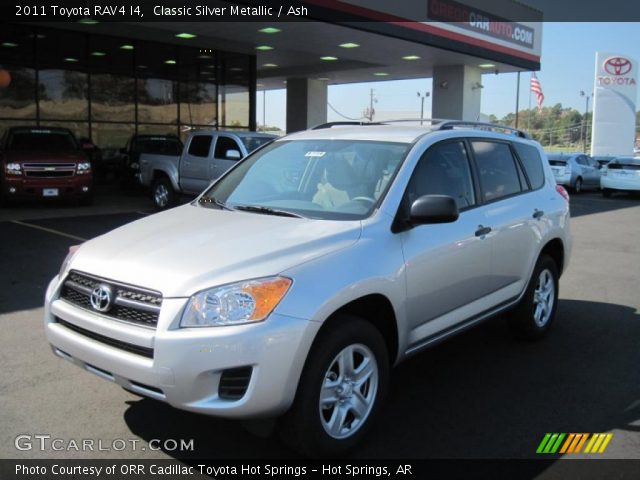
475;225;492;237
533;209;544;219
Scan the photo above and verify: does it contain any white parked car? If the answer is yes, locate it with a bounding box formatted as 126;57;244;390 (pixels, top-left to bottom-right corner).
600;157;640;197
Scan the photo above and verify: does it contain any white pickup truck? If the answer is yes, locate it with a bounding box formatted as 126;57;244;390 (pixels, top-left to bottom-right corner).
139;130;276;209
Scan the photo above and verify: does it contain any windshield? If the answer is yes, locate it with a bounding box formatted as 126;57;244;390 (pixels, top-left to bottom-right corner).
199;139;410;220
132;137;183;156
8;129;78;152
238;135;274;153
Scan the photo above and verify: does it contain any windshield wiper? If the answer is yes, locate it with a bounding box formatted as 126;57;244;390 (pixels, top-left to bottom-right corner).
198;196;234;211
233;204;305;218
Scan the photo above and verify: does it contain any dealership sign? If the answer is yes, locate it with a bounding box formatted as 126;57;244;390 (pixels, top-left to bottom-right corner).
591;52;638;156
427;0;535;48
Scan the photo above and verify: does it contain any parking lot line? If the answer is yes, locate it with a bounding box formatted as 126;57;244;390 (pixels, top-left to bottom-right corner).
10;220;87;242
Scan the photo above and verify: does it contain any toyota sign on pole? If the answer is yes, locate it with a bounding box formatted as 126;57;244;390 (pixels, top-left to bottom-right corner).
591;52;638;156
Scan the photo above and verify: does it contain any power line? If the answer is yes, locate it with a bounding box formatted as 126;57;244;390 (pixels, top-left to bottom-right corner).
327;101;365;121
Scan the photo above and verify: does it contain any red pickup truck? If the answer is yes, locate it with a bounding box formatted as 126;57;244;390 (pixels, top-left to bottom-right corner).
0;126;93;206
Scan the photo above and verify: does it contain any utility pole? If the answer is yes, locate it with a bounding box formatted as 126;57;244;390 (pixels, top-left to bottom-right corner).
417;91;430;125
362;88;377;121
580;90;591;153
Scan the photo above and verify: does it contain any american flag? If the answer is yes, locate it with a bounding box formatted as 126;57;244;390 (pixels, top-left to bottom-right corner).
531;73;544;112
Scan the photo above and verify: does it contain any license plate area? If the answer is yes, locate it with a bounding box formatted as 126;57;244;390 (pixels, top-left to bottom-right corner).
43;188;59;197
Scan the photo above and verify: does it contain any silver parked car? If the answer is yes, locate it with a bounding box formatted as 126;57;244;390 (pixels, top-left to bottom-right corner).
138;130;277;209
45;121;571;455
547;152;601;193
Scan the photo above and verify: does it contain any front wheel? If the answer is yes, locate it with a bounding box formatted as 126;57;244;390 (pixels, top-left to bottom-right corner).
151;177;175;210
279;316;389;456
508;255;559;340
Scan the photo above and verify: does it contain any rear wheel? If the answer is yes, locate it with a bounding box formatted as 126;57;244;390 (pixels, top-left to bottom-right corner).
278;316;389;456
572;177;583;194
508;255;559;340
151;177;175;210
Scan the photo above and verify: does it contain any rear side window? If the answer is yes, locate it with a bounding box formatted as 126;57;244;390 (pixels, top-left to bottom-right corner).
471;141;522;202
513;143;545;189
214;136;242;159
406;141;476;210
188;135;212;158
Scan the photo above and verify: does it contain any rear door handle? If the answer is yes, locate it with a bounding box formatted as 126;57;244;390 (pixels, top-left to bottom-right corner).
475;225;492;237
533;209;544;219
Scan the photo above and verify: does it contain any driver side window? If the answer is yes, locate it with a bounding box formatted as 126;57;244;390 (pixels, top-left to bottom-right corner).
406;141;476;210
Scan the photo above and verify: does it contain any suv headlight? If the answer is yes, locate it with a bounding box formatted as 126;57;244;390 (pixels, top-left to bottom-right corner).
76;162;91;174
180;277;292;327
59;244;82;278
6;163;22;175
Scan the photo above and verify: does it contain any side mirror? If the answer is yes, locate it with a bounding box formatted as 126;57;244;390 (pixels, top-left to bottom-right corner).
409;194;459;225
225;149;242;160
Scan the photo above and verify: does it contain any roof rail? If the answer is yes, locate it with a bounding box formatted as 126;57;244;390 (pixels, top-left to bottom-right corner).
311;121;381;130
310;118;531;138
435;120;531;139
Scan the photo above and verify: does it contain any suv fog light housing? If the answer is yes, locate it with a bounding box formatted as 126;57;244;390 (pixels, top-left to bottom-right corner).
76;162;91;174
180;277;292;327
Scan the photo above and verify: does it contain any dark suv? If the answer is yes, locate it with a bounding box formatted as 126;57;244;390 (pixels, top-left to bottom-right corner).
0;126;93;205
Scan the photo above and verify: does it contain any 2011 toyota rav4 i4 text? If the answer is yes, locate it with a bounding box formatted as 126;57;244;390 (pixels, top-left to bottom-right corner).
44;121;572;456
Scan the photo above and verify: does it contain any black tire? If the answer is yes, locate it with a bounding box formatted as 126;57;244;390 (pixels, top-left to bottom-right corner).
572;177;583;194
151;177;176;210
602;188;612;198
278;316;389;457
508;254;559;340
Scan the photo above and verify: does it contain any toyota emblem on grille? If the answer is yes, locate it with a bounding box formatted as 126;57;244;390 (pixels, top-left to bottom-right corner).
90;284;113;312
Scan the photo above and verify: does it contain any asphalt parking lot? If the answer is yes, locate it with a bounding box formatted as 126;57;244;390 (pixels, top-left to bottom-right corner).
1;191;639;469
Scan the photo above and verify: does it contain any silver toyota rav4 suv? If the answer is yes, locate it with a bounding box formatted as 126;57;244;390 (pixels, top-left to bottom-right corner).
44;121;572;455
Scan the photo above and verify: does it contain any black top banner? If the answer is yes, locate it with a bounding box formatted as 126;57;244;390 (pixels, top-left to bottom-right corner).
2;0;640;22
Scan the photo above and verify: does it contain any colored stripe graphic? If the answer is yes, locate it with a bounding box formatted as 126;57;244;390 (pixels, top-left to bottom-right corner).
538;433;613;454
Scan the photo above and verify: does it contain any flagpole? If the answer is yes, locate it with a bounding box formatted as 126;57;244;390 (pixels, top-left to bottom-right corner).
527;72;532;130
515;71;520;128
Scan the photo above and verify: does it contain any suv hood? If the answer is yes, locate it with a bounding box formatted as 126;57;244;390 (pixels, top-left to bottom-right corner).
68;204;361;297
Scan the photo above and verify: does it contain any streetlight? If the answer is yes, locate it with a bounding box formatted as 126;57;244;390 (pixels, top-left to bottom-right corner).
580;90;591;153
417;91;430;125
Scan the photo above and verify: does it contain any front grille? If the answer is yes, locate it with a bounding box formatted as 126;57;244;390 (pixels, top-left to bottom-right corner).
56;318;154;359
23;163;76;178
219;366;253;400
60;270;162;328
25;170;74;177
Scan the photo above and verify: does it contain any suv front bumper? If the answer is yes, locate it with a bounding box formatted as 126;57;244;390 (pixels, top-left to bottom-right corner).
44;276;319;418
